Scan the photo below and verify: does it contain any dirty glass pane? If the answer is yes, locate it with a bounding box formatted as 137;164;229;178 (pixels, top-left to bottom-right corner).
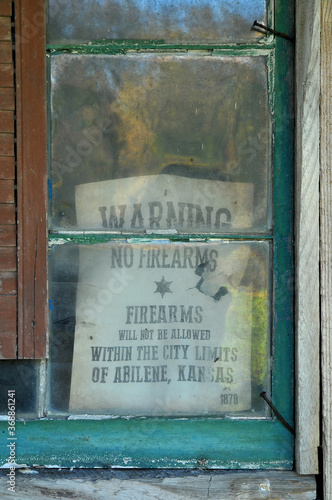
48;241;270;417
0;361;39;417
50;54;271;233
47;0;268;45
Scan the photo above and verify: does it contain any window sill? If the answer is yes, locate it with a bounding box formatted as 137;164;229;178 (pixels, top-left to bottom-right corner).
0;469;317;499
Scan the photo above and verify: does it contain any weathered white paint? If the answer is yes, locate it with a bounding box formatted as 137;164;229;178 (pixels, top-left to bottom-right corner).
295;0;320;475
0;470;317;500
320;0;332;498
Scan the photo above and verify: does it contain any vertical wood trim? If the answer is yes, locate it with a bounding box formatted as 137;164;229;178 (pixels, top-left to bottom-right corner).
15;0;48;358
320;0;332;497
295;0;320;474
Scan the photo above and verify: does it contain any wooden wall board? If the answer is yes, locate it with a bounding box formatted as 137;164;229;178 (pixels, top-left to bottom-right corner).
0;246;16;270
0;3;15;348
0;223;15;244
0;178;14;201
0;63;13;86
0;156;14;178
0;203;14;223
0;1;12;17
0;87;14;109
0;271;16;294
0;110;14;132
0;294;16;358
0;132;14;155
0;16;11;40
0;41;13;63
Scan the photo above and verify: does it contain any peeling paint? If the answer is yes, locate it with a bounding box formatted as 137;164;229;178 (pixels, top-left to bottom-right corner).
47;40;275;57
146;229;177;235
259;479;271;493
1;463;28;469
18;468;39;474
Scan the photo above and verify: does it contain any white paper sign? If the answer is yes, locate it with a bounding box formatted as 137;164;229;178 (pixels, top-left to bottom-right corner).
69;175;254;415
69;242;253;415
75;175;254;231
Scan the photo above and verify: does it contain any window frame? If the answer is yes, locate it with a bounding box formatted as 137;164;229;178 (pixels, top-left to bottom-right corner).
0;0;321;476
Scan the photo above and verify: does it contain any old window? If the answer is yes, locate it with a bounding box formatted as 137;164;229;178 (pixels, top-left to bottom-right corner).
0;0;308;472
44;0;295;468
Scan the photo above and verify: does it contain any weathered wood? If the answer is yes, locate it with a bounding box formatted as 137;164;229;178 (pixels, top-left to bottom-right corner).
0;246;15;270
0;63;13;86
0;87;14;109
0;41;12;63
0;178;14;201
320;0;332;498
0;155;14;178
0;17;11;41
0;110;14;132
0;132;13;155
0;271;16;293
0;1;12;17
0;470;317;499
0;224;15;244
0;203;14;223
0;294;16;358
294;0;320;475
16;0;48;358
0;2;15;360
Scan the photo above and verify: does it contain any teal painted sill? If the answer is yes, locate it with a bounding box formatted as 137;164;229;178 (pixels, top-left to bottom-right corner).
0;418;293;469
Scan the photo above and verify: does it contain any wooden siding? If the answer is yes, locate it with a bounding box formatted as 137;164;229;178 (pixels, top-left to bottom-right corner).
0;0;16;359
15;0;48;358
0;0;48;359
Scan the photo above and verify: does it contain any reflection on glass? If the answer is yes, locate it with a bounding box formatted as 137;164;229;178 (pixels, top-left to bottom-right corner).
47;0;268;44
50;54;271;232
48;241;270;416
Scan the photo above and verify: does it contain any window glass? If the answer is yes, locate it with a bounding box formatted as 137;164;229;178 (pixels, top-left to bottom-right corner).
47;0;268;44
49;241;270;416
50;54;271;233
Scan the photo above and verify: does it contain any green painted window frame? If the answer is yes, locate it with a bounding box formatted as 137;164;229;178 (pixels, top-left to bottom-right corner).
1;0;294;469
